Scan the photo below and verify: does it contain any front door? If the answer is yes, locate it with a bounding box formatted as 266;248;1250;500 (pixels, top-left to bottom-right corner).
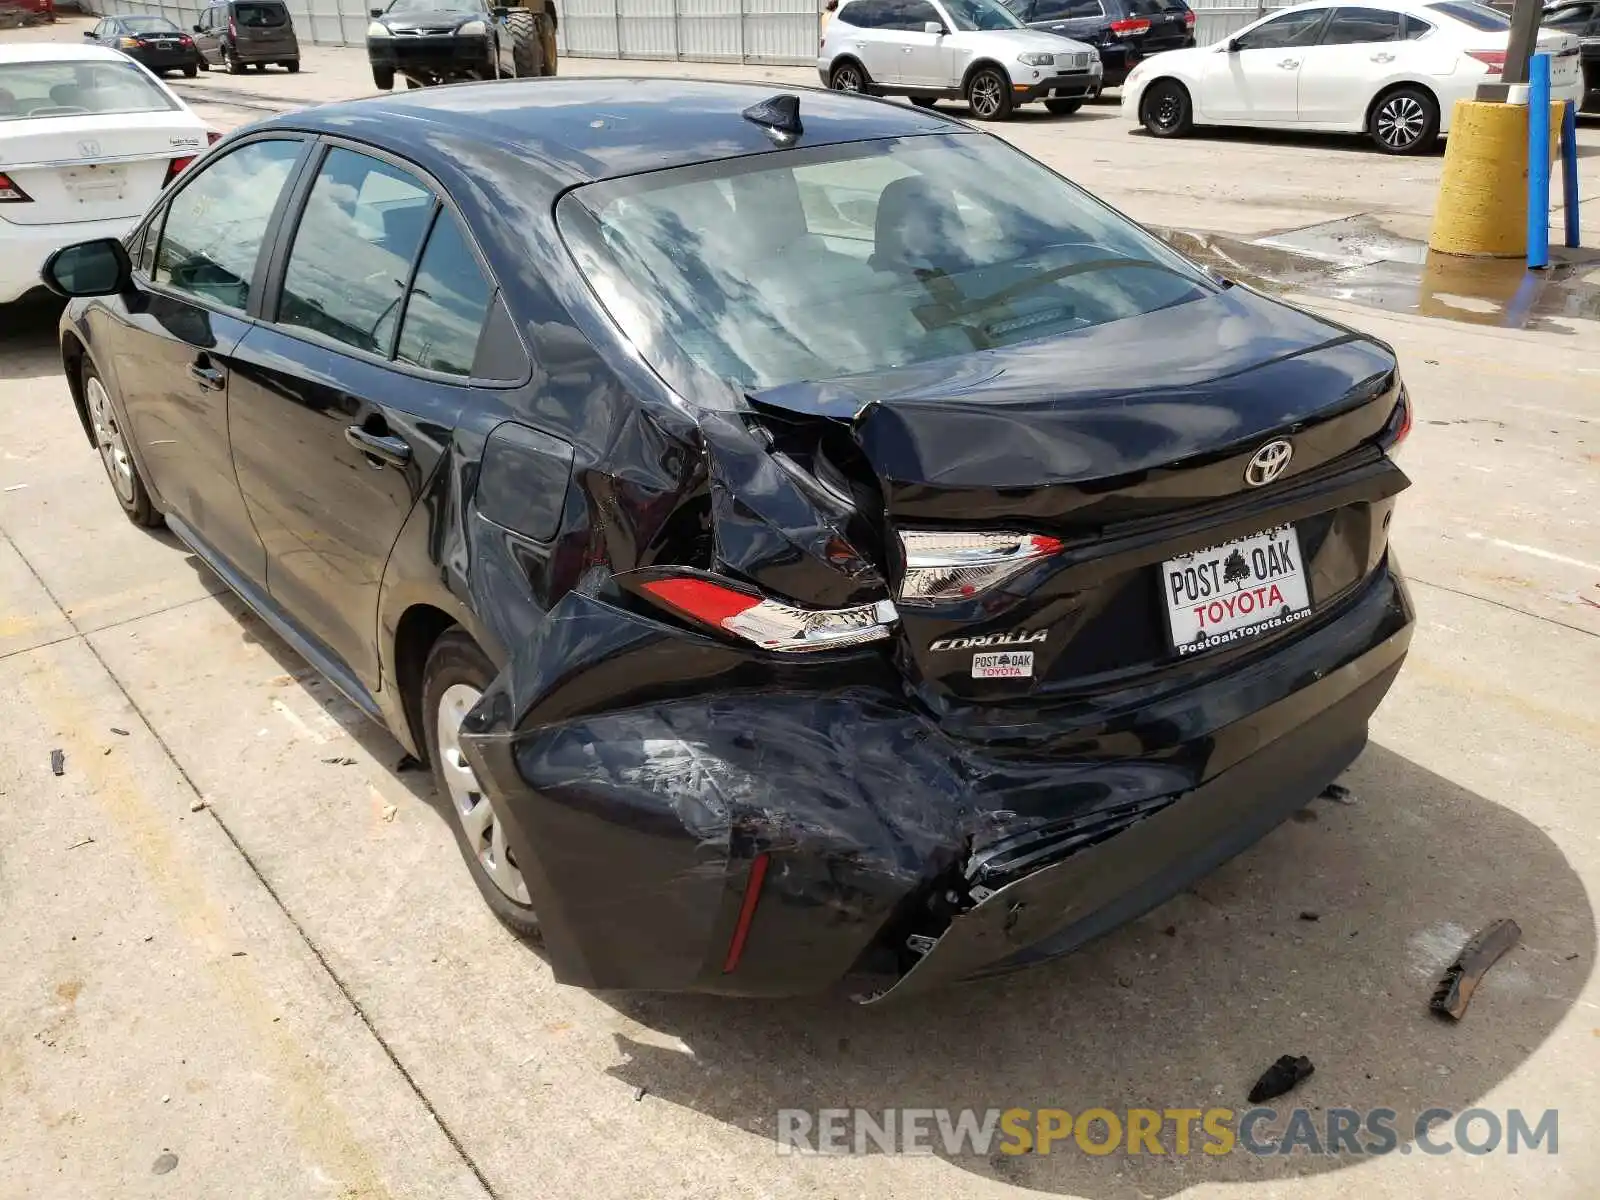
898;0;955;86
1199;6;1329;122
192;6;220;62
109;135;307;584
228;143;492;687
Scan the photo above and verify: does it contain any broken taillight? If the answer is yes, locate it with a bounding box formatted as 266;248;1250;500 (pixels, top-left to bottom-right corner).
638;575;898;653
0;172;32;203
163;156;196;187
896;531;1063;606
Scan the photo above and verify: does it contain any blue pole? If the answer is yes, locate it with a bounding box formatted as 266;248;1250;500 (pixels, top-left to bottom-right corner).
1561;99;1580;250
1528;52;1551;270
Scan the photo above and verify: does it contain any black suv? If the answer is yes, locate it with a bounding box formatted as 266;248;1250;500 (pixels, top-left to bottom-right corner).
1003;0;1194;86
1544;0;1600;111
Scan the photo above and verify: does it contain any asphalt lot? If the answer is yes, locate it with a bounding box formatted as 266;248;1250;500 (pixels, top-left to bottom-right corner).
2;16;1598;1200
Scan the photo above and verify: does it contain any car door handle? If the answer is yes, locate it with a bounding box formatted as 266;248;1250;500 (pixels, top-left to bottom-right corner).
1370;52;1395;63
345;424;412;468
1278;58;1300;68
187;361;225;390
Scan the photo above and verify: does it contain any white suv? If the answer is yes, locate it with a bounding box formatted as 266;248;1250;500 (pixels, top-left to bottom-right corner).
819;0;1102;119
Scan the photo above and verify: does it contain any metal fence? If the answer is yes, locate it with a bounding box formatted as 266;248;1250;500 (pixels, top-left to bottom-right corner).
74;0;1292;66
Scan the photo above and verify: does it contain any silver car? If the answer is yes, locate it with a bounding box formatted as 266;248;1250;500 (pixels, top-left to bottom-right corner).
819;0;1103;119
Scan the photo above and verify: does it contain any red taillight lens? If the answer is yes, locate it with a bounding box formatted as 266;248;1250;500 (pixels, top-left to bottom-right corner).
228;17;237;36
637;575;898;652
1380;386;1412;459
164;156;196;187
1183;8;1195;26
179;34;194;45
1109;17;1152;36
0;171;31;202
1467;49;1506;73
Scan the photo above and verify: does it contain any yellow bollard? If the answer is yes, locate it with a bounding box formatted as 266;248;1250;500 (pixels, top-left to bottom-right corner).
1429;100;1564;258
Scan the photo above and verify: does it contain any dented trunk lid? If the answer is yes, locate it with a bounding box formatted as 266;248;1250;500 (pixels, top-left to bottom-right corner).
748;287;1410;709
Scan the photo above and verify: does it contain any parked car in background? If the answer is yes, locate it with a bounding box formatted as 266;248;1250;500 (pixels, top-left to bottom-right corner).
0;43;209;305
1122;0;1586;153
1543;0;1600;110
365;0;556;91
1002;0;1195;87
43;79;1413;1002
192;0;300;74
820;0;1103;118
86;16;206;79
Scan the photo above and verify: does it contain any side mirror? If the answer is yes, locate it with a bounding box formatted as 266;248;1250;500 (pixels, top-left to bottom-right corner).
369;6;383;15
492;5;510;15
924;19;945;34
1225;37;1240;52
193;24;204;31
40;239;131;299
82;29;95;37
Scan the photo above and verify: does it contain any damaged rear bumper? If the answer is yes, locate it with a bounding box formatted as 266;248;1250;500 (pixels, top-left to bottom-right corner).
459;564;1412;1000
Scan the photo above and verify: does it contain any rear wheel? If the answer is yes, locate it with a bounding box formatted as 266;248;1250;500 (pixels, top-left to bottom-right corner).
182;64;197;78
223;45;244;74
372;64;394;90
829;60;868;94
83;365;161;529
1139;78;1192;138
422;630;541;941
966;66;1013;120
284;59;300;73
1044;96;1082;115
1368;86;1439;155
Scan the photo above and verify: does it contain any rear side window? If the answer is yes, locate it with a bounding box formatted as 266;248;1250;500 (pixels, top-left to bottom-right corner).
837;0;888;26
234;2;289;26
1402;13;1432;35
395;210;494;376
889;0;945;27
1320;7;1401;42
154;138;303;311
0;59;178;122
278;147;435;356
1426;1;1510;29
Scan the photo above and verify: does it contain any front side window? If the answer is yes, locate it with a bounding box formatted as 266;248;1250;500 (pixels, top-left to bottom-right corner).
941;0;1027;30
1320;6;1401;42
0;59;179;122
395;211;494;376
154;138;303;310
1235;8;1329;48
278;148;435;356
558;135;1212;393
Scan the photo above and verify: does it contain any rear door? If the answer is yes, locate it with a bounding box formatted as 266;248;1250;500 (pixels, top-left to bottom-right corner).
227;141;500;688
837;0;910;82
1200;6;1330;121
1296;5;1406;123
105;135;309;585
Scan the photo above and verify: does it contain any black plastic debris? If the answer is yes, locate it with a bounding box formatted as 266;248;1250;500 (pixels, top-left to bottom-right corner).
322;756;356;766
1248;1055;1315;1103
1430;918;1521;1021
50;749;64;776
1298;911;1320;922
633;1085;648;1101
111;727;129;736
1318;782;1356;804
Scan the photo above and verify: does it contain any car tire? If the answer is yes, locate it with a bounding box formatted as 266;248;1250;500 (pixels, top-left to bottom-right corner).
1139;78;1192;138
198;58;209;71
373;65;395;90
910;95;937;108
82;363;161;530
829;60;870;95
182;64;197;77
422;629;542;943
1045;97;1082;115
1368;86;1439;155
965;65;1013;121
504;8;544;78
284;59;300;73
224;46;244;74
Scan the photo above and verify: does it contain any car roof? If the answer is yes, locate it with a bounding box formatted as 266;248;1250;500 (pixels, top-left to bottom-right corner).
0;42;137;64
257;79;966;186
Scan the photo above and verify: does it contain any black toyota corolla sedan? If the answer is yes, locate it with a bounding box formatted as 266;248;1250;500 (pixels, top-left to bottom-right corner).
43;80;1413;1003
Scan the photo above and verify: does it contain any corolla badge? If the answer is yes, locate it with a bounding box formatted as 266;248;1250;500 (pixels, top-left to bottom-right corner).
1244;439;1294;487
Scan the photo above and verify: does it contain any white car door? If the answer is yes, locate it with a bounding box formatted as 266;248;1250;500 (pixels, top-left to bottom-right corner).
897;0;954;86
1199;6;1331;122
833;0;907;84
1296;6;1413;125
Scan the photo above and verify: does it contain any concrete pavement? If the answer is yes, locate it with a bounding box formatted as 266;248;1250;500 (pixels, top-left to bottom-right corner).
2;15;1598;1200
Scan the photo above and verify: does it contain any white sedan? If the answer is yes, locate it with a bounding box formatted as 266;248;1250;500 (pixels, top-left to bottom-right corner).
1121;0;1585;153
0;42;211;305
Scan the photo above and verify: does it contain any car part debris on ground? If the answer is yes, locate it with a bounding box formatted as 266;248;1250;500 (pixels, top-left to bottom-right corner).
1319;782;1357;804
49;748;64;776
1248;1054;1315;1103
1430;917;1521;1020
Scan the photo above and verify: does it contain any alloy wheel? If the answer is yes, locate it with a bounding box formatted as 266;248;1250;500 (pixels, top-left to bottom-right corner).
969;73;1003;119
1376;95;1425;150
832;64;862;92
435;683;531;906
86;376;135;505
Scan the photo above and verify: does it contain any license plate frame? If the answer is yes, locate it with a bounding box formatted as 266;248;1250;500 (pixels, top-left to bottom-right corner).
1160;524;1312;656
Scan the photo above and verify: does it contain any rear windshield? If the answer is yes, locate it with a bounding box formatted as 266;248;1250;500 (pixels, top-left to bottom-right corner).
0;60;178;122
123;16;183;32
234;3;289;27
1427;1;1510;29
557;134;1213;393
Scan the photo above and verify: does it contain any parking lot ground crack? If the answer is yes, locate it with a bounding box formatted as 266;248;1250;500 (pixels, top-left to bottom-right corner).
1404;572;1598;640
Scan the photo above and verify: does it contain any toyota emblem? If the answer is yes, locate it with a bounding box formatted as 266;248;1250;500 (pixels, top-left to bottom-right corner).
1244;439;1294;487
